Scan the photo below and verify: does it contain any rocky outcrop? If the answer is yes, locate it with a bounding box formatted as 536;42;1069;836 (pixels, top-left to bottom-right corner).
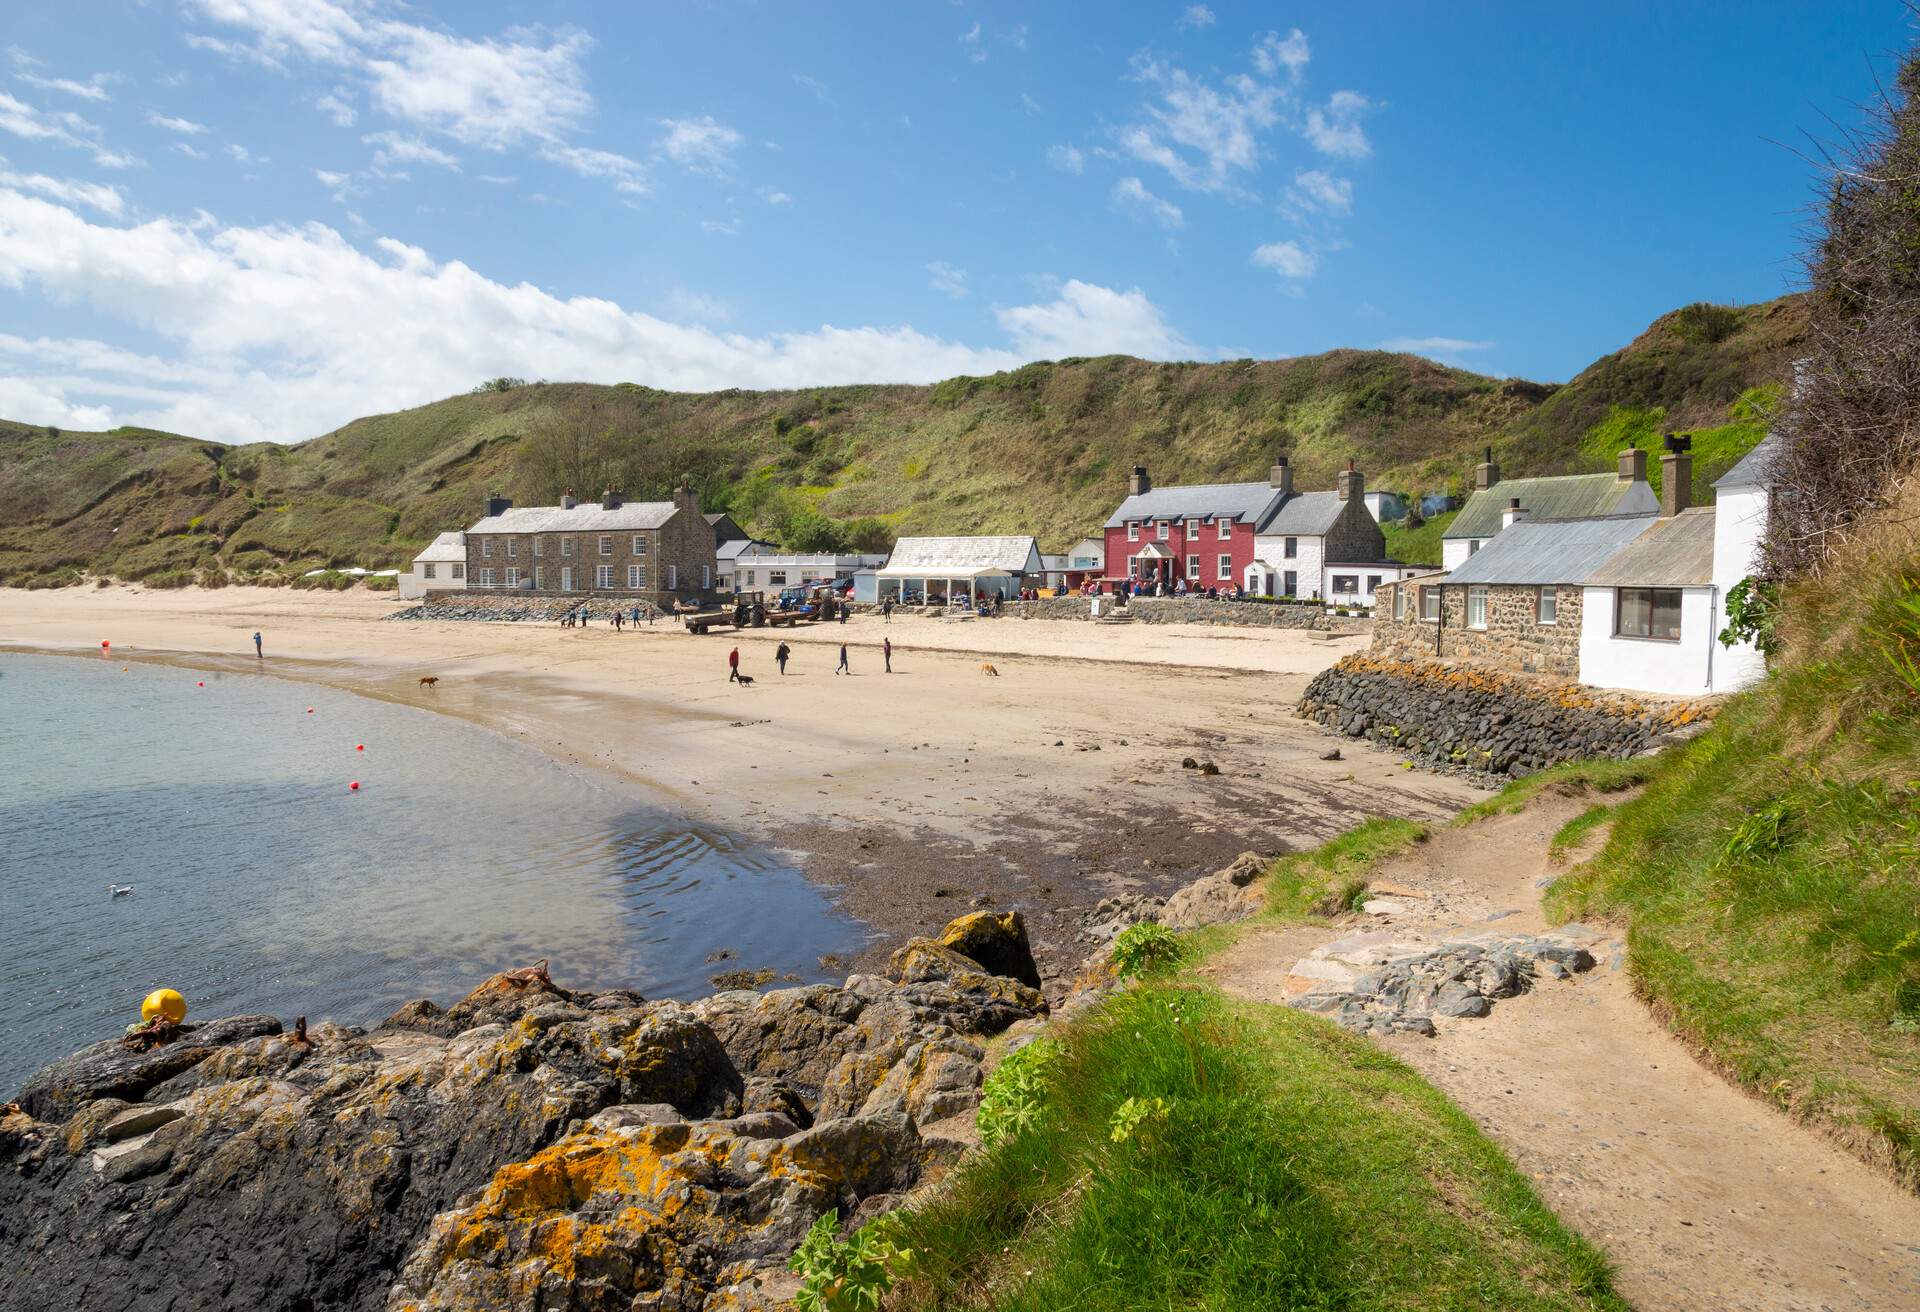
934;910;1042;989
1297;654;1717;777
0;913;1049;1312
1159;852;1267;930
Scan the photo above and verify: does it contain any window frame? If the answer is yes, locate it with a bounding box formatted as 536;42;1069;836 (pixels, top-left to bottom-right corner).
598;535;612;557
1420;586;1441;623
1185;518;1199;539
1218;518;1233;540
1217;553;1232;580
668;564;678;590
1157;520;1169;541
1186;554;1199;580
505;538;516;558
481;537;493;558
1127;521;1140;542
1537;586;1558;625
627;564;641;589
769;570;788;586
1615;587;1682;642
1467;584;1488;630
632;534;646;555
422;563;437;580
561;536;574;557
533;536;543;558
504;566;519;587
450;563;463;580
534;565;544;589
478;567;495;588
1283;536;1297;559
1332;574;1359;595
595;564;614;590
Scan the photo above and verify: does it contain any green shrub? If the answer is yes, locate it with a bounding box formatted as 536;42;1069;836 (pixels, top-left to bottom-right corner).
788;1209;910;1312
1109;922;1185;977
976;1038;1060;1147
363;574;398;591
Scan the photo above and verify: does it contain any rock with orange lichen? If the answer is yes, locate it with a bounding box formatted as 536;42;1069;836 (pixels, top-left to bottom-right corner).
384;1113;922;1312
934;910;1042;988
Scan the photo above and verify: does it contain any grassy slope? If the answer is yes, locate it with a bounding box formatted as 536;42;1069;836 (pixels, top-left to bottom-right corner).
892;985;1624;1311
1547;502;1920;1183
0;294;1804;586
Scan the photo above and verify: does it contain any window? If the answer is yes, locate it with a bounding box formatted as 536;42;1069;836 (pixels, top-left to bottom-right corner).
1283;570;1297;597
598;535;612;556
478;568;495;587
743;570;756;586
1421;586;1441;622
1394;585;1406;620
628;564;642;589
450;563;463;580
1333;575;1358;594
1186;555;1200;579
1217;553;1232;579
595;564;614;589
561;536;574;557
702;564;711;588
1616;587;1681;641
560;567;572;591
1128;521;1139;542
1283;536;1297;558
632;535;646;555
1467;585;1488;629
1157;521;1169;541
769;570;788;585
668;564;678;590
534;566;544;589
1366;575;1382;594
422;563;437;580
1537;586;1558;625
1218;519;1233;540
506;538;516;558
1185;518;1199;538
533;537;543;557
504;567;519;587
481;538;493;558
1468;539;1481;556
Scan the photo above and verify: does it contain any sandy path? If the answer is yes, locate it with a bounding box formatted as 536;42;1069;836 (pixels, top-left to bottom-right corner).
0;587;1475;981
1202;797;1920;1311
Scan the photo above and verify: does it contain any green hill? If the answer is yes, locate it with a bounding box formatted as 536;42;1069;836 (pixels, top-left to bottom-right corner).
0;294;1804;587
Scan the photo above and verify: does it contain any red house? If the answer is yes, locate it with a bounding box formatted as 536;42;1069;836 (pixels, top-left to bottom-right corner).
1101;462;1283;592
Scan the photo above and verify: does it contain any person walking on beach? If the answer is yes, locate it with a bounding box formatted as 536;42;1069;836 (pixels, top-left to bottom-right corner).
776;642;791;676
728;647;741;682
882;597;893;624
883;636;892;673
838;599;849;625
835;643;850;675
252;631;262;659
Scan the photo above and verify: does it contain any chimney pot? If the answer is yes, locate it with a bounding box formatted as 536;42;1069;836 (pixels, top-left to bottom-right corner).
1128;465;1152;496
1618;446;1648;482
1269;453;1293;492
1502;497;1527;529
1660;444;1693;517
1339;462;1364;503
1474;449;1500;491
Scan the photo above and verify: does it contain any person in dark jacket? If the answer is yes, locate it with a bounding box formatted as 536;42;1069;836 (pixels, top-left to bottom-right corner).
776;642;791;675
882;636;892;673
835;643;850;674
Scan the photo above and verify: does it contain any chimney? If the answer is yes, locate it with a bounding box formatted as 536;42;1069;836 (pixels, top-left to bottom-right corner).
1269;453;1293;493
1474;446;1499;491
1339;458;1364;504
1660;433;1693;516
1618;446;1647;483
561;486;577;510
1502;497;1526;530
600;488;624;511
484;493;511;518
1128;465;1151;497
673;481;700;515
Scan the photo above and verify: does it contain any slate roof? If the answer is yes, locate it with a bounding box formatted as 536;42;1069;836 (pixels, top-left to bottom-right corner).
1446;474;1658;540
1102;481;1287;530
883;536;1042;573
1439;514;1658;586
716;538;780;561
468;501;681;534
412;531;466;563
1713;432;1783;489
1584;508;1718;588
1265;491;1346;536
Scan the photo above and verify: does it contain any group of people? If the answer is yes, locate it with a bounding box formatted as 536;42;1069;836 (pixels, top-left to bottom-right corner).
1107;576;1248;601
559;605;653;629
730;634;893;680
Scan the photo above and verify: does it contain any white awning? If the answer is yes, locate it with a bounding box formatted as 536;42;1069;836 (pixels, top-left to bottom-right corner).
1132;543;1174;560
875;564;1015;579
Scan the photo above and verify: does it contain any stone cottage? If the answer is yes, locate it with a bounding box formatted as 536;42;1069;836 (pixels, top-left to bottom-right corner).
462;486;718;605
1442;447;1659;568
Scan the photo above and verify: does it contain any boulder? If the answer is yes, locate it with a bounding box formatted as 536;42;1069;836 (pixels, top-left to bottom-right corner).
1160;854;1268;930
12;1014;282;1122
380;961;577;1037
936;911;1041;988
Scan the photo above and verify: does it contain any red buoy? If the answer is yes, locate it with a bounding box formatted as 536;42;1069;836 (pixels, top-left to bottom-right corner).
306;708;315;714
102;640;110;649
355;744;365;752
349;781;360;791
196;680;205;687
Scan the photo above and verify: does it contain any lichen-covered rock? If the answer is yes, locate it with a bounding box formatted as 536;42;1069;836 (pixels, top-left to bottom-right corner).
12;1013;283;1121
381;962;579;1037
384;1113;922;1312
1160;853;1268;930
936;911;1042;988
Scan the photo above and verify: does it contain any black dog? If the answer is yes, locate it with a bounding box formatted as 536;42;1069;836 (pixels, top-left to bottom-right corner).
735;673;756;687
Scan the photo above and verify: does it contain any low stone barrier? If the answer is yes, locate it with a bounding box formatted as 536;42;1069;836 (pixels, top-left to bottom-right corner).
384;593;673;622
1010;596;1371;632
1296;653;1716;776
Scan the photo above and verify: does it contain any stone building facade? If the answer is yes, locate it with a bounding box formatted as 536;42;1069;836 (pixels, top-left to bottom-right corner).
1373;577;1583;677
462;486;718;606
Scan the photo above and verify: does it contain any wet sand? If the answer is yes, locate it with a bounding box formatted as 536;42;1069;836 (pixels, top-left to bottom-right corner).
1;586;1481;981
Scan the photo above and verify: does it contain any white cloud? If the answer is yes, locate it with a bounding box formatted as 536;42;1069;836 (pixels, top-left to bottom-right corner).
793;73;830;102
182;0;367;66
364;23;593;150
1045;144;1084;174
316;87;356;126
540;143;646;194
172;142;208;160
364;131;457;171
0;190;1207;440
225;142;266;164
18;71;116;103
0;170;124;214
148;112;208;135
699;215;741;236
1287;168;1351;216
1112;176;1184;229
961;23;986;63
93;150;142;170
1304;90;1373;159
1020;92;1043;115
1380;336;1494;364
1251;29;1310;81
659;116;742;174
759;186;792;205
927;260;968;299
1251;240;1316;278
1178;6;1216;30
0;91;137;169
1121;40;1290;195
996;280;1199;361
666;288;731;323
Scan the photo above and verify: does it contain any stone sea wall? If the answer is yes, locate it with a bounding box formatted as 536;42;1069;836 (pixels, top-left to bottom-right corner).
385;593;671;622
1296;653;1716;776
1011;596;1372;632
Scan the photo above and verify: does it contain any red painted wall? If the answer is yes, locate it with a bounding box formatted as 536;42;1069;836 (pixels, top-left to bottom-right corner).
1102;517;1255;590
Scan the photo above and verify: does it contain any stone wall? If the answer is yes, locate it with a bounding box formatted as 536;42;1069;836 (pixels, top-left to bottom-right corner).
1008;596;1372;632
385;593;671;623
1373;580;1581;677
1296;652;1716;776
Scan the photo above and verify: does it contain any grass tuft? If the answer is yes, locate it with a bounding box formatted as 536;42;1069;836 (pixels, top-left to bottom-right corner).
1548;804;1614;864
1262;817;1428;918
1451;757;1655;827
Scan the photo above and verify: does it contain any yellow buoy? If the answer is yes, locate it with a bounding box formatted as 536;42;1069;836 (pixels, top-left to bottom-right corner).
142;988;187;1024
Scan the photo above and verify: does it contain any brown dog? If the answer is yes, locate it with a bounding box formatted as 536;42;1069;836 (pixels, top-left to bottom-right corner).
418;676;439;688
979;663;999;677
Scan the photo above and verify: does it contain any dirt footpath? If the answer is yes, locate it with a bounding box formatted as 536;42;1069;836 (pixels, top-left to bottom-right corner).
1203;796;1920;1312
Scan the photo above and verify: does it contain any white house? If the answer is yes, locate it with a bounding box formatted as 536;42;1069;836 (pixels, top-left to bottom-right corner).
726;549;884;593
398;532;467;600
1362;491;1409;523
1442;448;1658;569
877;536;1044;604
1707;433;1777;690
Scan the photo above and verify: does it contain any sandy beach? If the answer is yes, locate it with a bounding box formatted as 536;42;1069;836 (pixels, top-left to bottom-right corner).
1;586;1480;982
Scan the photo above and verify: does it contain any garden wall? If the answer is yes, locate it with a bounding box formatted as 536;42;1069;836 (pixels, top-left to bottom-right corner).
1010;596;1372;632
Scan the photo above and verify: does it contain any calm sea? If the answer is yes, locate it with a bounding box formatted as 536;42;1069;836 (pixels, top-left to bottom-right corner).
0;651;863;1095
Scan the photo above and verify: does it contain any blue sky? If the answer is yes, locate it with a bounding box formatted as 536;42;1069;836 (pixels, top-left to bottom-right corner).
0;1;1907;443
